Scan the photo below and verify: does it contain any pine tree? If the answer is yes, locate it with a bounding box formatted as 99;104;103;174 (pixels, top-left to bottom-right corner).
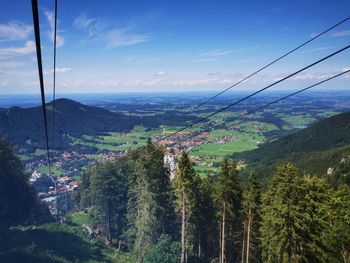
260;163;331;262
322;185;350;263
242;172;261;263
215;158;242;263
174;153;201;263
128;139;176;262
90;161;128;243
197;177;217;262
77;168;92;209
0;137;46;228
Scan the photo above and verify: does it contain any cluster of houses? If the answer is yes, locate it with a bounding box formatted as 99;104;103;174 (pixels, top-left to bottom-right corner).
25;128;247;215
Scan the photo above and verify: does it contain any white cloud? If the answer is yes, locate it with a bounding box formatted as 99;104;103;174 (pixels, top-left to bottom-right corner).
55;67;72;73
0;21;32;41
207;72;221;76
200;49;233;57
73;13;150;48
124;56;135;63
199;48;245;57
22;80;39;86
0;60;27;68
291;72;338;81
309;32;318;38
106;28;150;48
331;30;350;37
44;10;64;47
73;13;107;39
137;57;160;64
342;67;350;72
44;67;72;75
153;70;167;77
0;41;36;57
300;46;332;53
73;13;96;29
188;58;218;63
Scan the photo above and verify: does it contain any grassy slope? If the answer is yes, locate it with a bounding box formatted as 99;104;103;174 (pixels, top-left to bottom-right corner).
0;219;133;263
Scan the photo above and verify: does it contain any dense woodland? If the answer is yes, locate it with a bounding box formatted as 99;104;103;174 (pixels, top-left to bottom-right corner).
1;134;350;262
74;139;350;263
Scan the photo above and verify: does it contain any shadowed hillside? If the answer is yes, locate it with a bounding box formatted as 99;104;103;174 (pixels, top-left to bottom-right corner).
233;111;350;179
0;98;200;151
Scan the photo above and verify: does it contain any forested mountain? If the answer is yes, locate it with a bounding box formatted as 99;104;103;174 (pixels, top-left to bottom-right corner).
0;99;138;150
0;98;200;151
233;111;350;177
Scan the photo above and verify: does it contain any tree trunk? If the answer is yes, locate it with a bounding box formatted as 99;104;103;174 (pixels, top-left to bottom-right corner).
341;245;350;263
246;206;252;263
181;194;186;263
107;200;111;244
221;201;226;263
241;220;246;263
198;233;202;258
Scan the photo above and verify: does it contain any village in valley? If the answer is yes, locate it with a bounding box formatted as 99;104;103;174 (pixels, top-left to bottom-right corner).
17;92;350;214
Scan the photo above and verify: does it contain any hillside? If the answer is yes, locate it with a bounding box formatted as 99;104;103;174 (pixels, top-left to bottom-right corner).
0;98;201;152
233;111;350;176
0;99;142;150
0;223;125;263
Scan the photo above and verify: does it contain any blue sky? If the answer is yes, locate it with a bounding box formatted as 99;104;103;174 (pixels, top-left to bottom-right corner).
0;0;349;94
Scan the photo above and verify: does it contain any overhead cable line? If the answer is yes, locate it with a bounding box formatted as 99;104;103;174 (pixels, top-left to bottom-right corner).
170;69;350;149
190;16;350;111
31;0;51;174
52;0;58;151
51;0;66;215
157;44;350;142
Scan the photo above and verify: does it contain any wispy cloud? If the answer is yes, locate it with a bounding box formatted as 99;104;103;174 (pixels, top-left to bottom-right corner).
299;46;332;54
106;28;150;48
0;60;27;68
153;71;167;77
73;13;151;48
200;49;232;57
310;29;350;38
331;29;350;37
0;21;32;41
44;67;72;75
0;41;36;57
44;9;64;47
73;13;107;39
55;67;72;73
124;56;161;64
291;70;349;81
187;58;218;63
73;13;97;29
199;48;246;57
207;72;221;76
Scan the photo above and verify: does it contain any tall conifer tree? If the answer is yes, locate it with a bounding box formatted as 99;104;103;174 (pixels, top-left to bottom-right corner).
215;158;242;263
242;172;261;263
174;153;201;263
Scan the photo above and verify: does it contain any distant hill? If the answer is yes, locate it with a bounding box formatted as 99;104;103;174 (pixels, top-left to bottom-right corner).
233;111;350;177
0;98;201;152
0;99;144;151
